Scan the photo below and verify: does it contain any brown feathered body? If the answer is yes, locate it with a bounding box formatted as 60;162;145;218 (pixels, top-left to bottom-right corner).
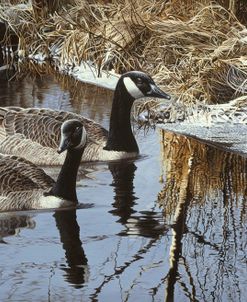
0;107;111;165
0;153;65;211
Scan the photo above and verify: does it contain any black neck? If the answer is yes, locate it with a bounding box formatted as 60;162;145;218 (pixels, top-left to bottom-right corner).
51;148;83;202
104;82;139;152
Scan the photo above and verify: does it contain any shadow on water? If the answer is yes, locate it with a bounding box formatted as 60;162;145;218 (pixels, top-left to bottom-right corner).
0;71;112;116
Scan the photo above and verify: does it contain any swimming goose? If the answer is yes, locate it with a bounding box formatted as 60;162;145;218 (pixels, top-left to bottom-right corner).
0;71;170;165
0;119;87;211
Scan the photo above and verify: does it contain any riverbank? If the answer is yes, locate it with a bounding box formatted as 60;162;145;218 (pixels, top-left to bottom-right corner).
0;1;246;104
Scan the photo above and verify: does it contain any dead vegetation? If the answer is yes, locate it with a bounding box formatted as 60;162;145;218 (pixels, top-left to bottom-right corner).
0;0;246;107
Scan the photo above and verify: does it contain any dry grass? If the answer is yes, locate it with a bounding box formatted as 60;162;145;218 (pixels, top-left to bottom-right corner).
0;0;246;107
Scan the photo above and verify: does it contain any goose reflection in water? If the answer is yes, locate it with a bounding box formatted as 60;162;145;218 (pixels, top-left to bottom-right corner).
0;213;36;244
109;160;167;238
0;209;88;289
53;209;88;289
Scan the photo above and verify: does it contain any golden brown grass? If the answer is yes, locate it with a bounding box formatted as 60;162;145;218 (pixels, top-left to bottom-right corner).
0;0;246;106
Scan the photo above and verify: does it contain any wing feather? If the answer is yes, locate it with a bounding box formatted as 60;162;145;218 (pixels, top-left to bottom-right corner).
1;107;108;146
0;107;108;164
0;154;54;193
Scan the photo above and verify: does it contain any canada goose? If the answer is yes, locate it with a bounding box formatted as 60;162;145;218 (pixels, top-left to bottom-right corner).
0;119;87;211
0;71;170;165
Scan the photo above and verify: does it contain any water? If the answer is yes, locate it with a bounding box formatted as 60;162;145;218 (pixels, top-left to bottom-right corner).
0;73;246;301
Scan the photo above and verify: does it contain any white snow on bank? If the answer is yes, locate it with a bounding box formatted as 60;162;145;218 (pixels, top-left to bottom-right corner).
27;53;47;63
158;122;247;157
23;51;120;90
134;95;247;156
65;62;119;91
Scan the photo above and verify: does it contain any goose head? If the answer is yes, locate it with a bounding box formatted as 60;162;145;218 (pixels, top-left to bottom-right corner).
58;120;87;153
119;71;171;101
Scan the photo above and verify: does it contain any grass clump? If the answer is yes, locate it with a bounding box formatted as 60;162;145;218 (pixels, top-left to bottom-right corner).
0;0;246;107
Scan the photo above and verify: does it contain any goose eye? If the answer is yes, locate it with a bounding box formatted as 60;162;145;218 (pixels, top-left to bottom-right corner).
136;77;143;85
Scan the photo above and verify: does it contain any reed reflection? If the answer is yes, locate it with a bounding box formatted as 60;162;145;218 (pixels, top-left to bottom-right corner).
0;71;112;121
89;160;168;301
159;131;247;302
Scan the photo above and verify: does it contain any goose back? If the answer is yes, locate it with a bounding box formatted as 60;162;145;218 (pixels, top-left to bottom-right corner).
0;153;57;211
0;107;108;165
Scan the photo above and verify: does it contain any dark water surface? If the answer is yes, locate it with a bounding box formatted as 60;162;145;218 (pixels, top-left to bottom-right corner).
0;73;246;302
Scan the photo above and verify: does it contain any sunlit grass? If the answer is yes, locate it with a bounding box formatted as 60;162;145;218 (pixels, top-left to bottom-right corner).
1;1;246;108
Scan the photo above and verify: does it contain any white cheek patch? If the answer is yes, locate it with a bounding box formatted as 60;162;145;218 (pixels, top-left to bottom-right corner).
75;128;87;150
123;77;145;99
146;84;155;95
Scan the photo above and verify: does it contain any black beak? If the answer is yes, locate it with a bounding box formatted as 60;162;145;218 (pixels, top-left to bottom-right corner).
148;84;171;100
57;138;70;154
